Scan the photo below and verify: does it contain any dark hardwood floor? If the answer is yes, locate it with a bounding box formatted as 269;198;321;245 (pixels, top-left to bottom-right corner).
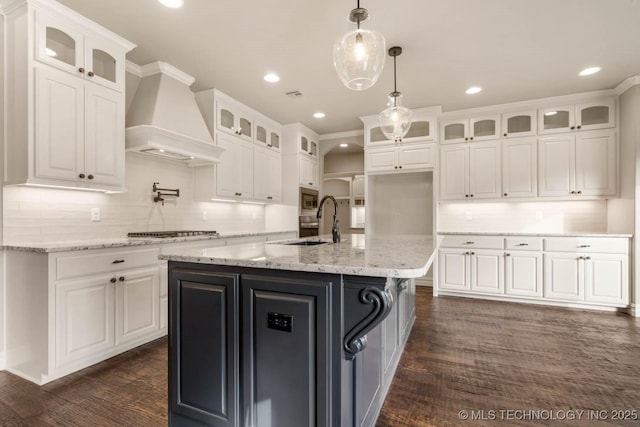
1;288;639;426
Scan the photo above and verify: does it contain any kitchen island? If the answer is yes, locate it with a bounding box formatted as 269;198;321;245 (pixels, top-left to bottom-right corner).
160;234;436;427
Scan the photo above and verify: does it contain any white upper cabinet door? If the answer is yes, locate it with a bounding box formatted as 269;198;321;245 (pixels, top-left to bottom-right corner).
574;130;616;196
538;135;575;197
36;67;84;182
501;110;537;138
538;105;575;135
440;145;469;200
576;98;616;131
215;134;236;197
469;142;501;199
440;119;469;144
299;155;318;188
36;11;84;77
583;254;629;306
502;138;537;198
366;147;398;173
398;143;435;170
469;115;500;142
505;251;543;298
236;140;254;198
470;250;505;294
367;118;435;146
255;117;281;152
267;150;282;202
84;83;125;186
84;36;125;92
215;98;253;142
254;146;281;202
543;253;583;301
438;250;470;291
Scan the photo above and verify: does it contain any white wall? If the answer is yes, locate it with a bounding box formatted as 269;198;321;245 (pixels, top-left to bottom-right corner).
439;200;608;233
323;151;364;175
3;153;270;243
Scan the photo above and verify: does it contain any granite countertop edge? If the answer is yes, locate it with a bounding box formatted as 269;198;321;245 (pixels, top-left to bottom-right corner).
2;231;298;253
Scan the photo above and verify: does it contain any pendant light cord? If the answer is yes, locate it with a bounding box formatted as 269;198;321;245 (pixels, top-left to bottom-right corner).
356;0;361;29
393;55;398;107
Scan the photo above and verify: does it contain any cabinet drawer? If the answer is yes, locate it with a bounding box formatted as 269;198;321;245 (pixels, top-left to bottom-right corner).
56;248;161;280
505;237;543;251
544;237;629;254
439;235;503;249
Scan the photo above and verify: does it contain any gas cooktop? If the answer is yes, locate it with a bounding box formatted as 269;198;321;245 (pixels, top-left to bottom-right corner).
127;230;219;239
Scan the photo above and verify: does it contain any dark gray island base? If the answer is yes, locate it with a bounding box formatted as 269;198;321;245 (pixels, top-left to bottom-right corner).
168;263;416;427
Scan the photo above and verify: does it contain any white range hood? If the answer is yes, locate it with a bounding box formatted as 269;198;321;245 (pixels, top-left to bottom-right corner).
125;61;223;167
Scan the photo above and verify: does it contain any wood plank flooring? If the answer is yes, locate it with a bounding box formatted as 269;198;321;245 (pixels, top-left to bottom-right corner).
0;288;638;426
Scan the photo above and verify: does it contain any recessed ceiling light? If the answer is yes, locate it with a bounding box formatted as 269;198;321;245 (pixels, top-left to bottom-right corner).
578;66;601;77
45;48;57;57
340;143;349;148
158;0;184;8
465;86;482;95
313;112;326;119
159;149;166;152
264;73;280;83
544;111;558;116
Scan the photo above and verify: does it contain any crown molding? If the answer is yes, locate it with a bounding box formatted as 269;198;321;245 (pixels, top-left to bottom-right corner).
125;60;143;77
138;61;195;86
615;75;640;95
319;129;364;141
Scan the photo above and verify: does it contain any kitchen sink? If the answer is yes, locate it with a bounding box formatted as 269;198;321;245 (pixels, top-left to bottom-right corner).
280;240;330;246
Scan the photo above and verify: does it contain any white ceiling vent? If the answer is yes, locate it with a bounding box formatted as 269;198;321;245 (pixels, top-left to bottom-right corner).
285;90;303;99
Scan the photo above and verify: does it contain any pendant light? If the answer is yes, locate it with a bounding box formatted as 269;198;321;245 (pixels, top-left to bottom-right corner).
333;0;386;91
378;46;412;142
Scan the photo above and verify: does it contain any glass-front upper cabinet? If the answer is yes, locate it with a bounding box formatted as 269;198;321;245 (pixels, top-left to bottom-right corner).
255;117;281;152
299;134;317;156
367;116;436;146
36;12;127;92
441;119;468;144
269;132;280;151
215;97;253;142
501;110;537;138
538;98;615;135
440;115;499;144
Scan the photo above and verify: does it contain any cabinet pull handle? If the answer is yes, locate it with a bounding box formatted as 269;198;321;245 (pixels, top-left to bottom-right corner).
78;173;85;179
503;133;507;137
585;256;591;260
119;276;125;282
516;243;528;246
577;256;584;260
267;196;273;200
577;190;582;194
87;71;95;77
110;277;117;283
570;126;576;130
505;253;510;256
465;241;475;244
308;182;313;186
112;259;125;264
470;252;475;255
503;193;508;196
87;174;94;180
577;125;582;129
570;191;576;194
577;244;591;248
78;67;85;74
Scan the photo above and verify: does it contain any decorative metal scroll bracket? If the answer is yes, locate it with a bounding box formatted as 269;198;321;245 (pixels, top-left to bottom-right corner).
396;278;410;292
343;286;393;361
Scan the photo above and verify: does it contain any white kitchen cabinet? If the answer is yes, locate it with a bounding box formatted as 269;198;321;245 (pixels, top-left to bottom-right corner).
470;250;505;294
36;9;127;92
5;246;164;385
584;254;629;305
254;145;282;202
215;133;254;199
215;94;254;143
440;115;500;144
4;2;133;192
538;97;615;135
438;250;470;292
505;251;543;298
299;155;319;189
299;134;319;157
501;110;537;138
538;129;616;198
365;143;435;174
543;253;583;301
501;138;537;198
255;115;281;152
363;110;438;147
440;141;501;200
352;175;365;198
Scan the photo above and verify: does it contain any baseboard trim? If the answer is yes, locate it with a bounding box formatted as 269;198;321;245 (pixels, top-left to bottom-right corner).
415;277;433;287
630;304;639;318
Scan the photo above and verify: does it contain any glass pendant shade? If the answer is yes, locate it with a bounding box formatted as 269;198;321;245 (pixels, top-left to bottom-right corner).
379;94;412;142
333;28;386;90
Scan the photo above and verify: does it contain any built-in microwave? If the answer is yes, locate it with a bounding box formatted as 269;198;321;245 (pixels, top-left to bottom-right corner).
300;188;318;211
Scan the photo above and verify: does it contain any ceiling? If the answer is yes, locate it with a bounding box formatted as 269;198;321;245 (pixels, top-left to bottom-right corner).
57;0;640;135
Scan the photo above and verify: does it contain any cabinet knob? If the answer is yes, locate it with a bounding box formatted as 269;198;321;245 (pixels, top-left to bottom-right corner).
470;137;474;141
87;71;95;77
577;190;582;194
267;144;272;147
465;251;470;255
78;173;85;179
398;165;402;169
585;256;591;260
503;193;508;197
503;133;507;137
577;125;582;129
470;194;474;197
110;277;117;283
267;196;273;200
577;256;584;260
308;182;313;186
570;126;576;130
506;253;510;256
118;276;125;282
470;252;475;255
570;191;576;194
87;174;94;180
78;67;85;74
465;194;469;198
465;137;469;141
394;166;398;169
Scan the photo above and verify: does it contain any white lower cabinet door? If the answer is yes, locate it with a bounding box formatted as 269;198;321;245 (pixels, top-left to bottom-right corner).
544;253;582;301
470;250;504;294
115;267;160;346
505;252;543;297
438;250;470;291
584;254;629;306
55;276;115;368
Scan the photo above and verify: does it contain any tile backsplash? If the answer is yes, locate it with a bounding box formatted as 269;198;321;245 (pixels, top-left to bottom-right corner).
3;153;270;243
438;200;608;234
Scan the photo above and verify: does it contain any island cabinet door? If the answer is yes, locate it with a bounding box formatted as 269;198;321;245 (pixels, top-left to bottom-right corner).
241;274;333;427
169;270;239;427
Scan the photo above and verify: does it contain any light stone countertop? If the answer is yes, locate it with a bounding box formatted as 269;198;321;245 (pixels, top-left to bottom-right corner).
438;232;633;238
1;231;297;253
160;234;437;279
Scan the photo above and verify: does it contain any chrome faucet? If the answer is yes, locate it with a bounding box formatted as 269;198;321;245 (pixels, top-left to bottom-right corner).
316;195;341;243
